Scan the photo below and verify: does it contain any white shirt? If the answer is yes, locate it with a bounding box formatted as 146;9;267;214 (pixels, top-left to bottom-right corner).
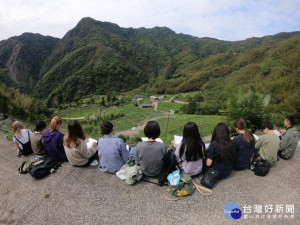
13;129;32;149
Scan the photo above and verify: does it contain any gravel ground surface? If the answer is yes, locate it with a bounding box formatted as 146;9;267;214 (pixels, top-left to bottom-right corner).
0;131;299;225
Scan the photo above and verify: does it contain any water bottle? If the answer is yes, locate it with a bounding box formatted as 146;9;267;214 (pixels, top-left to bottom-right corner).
170;173;179;185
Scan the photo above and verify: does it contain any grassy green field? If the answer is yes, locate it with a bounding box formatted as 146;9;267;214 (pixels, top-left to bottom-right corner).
2;101;298;146
55;102;224;144
58;108;101;118
158;102;183;112
102;104;164;131
157;114;225;145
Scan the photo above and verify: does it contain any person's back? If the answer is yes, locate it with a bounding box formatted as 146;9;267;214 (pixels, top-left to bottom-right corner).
255;133;279;164
30;120;46;155
12;121;32;157
205;123;236;179
278;115;298;159
134;120;166;177
206;141;235;178
232;118;255;170
174;122;205;176
135;141;166;176
43;129;66;162
97;121;130;173
65;138;97;166
30;132;45;155
13;129;32;149
64;120;98;166
279;127;298;159
43;117;67;162
255;121;280;165
233;134;255;170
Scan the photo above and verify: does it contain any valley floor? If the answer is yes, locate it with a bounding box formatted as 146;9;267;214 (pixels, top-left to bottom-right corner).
0;132;299;225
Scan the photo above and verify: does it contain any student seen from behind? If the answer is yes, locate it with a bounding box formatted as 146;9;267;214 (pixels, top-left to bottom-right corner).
43;117;67;162
135;120;167;177
64;120;98;167
278;115;299;160
12;121;32;157
205;123;236;179
97;121;130;173
255;121;280;165
30;120;46;156
232;118;255;170
175;122;205;176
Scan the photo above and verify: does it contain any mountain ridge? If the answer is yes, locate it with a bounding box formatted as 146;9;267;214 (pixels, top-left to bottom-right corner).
0;17;299;118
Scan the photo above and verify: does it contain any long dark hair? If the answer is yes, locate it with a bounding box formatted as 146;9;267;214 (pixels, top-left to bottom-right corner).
64;120;86;148
233;118;255;147
179;122;205;161
211;123;235;163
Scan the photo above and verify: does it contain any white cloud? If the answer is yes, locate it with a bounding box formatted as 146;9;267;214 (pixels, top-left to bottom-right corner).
0;0;299;41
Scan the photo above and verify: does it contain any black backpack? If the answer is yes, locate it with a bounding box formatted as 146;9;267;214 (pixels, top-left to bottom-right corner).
158;149;180;186
14;130;33;156
28;157;59;179
252;160;271;176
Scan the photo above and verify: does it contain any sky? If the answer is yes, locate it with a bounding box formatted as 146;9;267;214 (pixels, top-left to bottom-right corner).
0;0;300;41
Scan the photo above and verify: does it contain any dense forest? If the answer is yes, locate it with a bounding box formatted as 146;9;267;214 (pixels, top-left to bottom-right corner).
0;17;299;120
0;82;51;121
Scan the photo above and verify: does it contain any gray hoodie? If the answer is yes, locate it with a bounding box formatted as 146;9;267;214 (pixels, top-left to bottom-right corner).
279;127;299;159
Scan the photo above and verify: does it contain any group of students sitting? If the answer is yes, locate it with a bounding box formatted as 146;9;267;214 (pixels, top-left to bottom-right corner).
12;115;298;182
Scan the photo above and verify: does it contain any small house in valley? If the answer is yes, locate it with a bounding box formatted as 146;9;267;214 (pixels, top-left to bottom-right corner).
150;96;159;102
141;104;153;108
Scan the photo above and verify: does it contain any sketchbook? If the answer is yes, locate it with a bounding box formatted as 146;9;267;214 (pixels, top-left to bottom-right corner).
86;138;97;149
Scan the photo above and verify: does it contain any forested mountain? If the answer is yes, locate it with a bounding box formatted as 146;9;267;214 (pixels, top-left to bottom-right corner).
0;17;299;117
138;32;300;118
0;33;59;93
33;17;234;106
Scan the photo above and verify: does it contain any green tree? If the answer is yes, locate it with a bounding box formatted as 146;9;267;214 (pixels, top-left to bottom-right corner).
181;100;197;114
226;88;271;132
101;96;105;106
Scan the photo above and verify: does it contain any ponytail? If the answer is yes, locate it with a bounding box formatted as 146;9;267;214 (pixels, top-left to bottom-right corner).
243;129;255;146
233;118;254;146
49;117;63;132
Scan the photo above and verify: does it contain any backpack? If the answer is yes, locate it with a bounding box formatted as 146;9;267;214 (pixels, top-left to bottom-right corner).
18;156;60;179
165;173;212;200
158;149;180;186
168;173;195;197
28;157;59;179
252;160;271;176
14;130;33;156
200;167;220;189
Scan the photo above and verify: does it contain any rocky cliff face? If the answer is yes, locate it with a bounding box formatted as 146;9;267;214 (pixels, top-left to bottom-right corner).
0;33;59;93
